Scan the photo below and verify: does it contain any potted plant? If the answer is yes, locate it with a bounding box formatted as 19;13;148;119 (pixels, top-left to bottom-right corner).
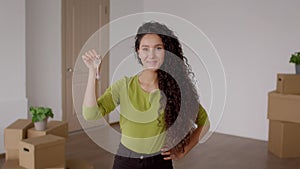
289;52;300;74
30;106;54;131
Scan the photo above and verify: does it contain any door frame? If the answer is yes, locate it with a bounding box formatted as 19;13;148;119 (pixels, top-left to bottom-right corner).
61;0;110;129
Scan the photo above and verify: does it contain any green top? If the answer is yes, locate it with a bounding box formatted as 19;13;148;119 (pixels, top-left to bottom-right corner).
83;75;209;154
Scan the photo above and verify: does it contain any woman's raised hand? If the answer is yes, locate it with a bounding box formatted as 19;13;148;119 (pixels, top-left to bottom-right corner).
82;49;102;79
82;49;102;70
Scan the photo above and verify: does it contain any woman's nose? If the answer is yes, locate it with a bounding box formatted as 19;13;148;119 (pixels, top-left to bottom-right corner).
148;48;156;58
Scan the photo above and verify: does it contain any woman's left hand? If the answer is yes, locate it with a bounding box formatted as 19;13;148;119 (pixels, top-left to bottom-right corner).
161;149;186;161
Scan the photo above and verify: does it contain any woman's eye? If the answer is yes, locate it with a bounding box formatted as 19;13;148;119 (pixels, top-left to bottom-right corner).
156;47;163;50
142;48;148;51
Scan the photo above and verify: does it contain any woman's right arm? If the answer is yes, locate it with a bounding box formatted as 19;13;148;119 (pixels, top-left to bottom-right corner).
83;68;97;107
82;50;102;120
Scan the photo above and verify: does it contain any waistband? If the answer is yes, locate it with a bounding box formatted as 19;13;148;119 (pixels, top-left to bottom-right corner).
116;143;162;159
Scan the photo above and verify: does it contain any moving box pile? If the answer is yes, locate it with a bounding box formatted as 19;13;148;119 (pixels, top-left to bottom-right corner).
267;74;300;158
2;119;93;169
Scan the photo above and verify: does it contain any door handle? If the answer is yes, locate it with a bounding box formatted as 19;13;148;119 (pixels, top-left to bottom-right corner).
67;68;73;72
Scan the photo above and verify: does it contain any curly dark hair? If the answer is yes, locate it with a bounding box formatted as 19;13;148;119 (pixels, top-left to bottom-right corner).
135;21;200;153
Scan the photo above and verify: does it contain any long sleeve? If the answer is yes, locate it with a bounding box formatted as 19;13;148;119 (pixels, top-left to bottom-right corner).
82;78;125;120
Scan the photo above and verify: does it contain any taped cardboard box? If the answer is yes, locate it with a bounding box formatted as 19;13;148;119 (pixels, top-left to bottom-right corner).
268;120;300;158
5;149;18;161
19;134;66;169
268;91;300;124
1;160;26;169
27;120;68;139
4;119;33;150
277;74;300;94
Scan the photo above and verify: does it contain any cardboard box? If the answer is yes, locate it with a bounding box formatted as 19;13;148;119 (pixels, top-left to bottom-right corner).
4;119;33;150
268;120;300;158
1;160;26;169
277;74;300;94
19;134;66;169
5;149;19;161
27;120;68;139
268;91;300;123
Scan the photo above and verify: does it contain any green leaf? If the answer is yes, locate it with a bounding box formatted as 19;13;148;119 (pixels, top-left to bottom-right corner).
29;106;54;122
290;52;300;65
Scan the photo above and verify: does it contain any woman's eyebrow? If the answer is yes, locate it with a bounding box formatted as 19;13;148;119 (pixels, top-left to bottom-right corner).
141;44;164;47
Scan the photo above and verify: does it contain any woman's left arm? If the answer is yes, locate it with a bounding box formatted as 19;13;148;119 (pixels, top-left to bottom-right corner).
162;121;210;160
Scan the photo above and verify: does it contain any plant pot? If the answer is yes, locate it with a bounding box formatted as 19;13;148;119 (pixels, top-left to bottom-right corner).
296;64;300;74
34;117;48;131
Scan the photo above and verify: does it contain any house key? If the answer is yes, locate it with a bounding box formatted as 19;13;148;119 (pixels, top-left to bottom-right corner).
94;55;101;80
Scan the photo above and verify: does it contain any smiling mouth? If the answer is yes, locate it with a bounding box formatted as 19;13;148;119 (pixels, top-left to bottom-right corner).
147;61;158;65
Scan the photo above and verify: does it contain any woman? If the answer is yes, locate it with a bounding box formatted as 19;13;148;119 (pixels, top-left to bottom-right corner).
82;21;210;169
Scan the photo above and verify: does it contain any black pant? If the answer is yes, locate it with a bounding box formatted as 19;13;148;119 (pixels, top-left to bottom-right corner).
112;144;173;169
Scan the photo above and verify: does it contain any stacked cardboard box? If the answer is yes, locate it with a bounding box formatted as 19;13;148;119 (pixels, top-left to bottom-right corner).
276;74;300;94
19;134;66;169
27;121;68;139
2;119;94;169
2;119;75;169
4;119;34;161
267;74;300;158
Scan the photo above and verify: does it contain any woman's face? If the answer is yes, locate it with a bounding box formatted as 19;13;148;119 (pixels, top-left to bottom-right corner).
138;34;165;70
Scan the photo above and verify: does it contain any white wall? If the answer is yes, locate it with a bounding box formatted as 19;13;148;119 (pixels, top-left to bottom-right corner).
26;0;62;121
144;0;300;140
0;0;27;153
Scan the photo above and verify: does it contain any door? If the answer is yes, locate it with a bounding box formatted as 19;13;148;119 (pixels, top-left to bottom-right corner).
62;0;110;132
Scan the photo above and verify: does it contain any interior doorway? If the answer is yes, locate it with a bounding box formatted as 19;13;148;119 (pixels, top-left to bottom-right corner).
62;0;110;132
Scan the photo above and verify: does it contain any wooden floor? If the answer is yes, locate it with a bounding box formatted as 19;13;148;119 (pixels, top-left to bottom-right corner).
1;128;300;169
